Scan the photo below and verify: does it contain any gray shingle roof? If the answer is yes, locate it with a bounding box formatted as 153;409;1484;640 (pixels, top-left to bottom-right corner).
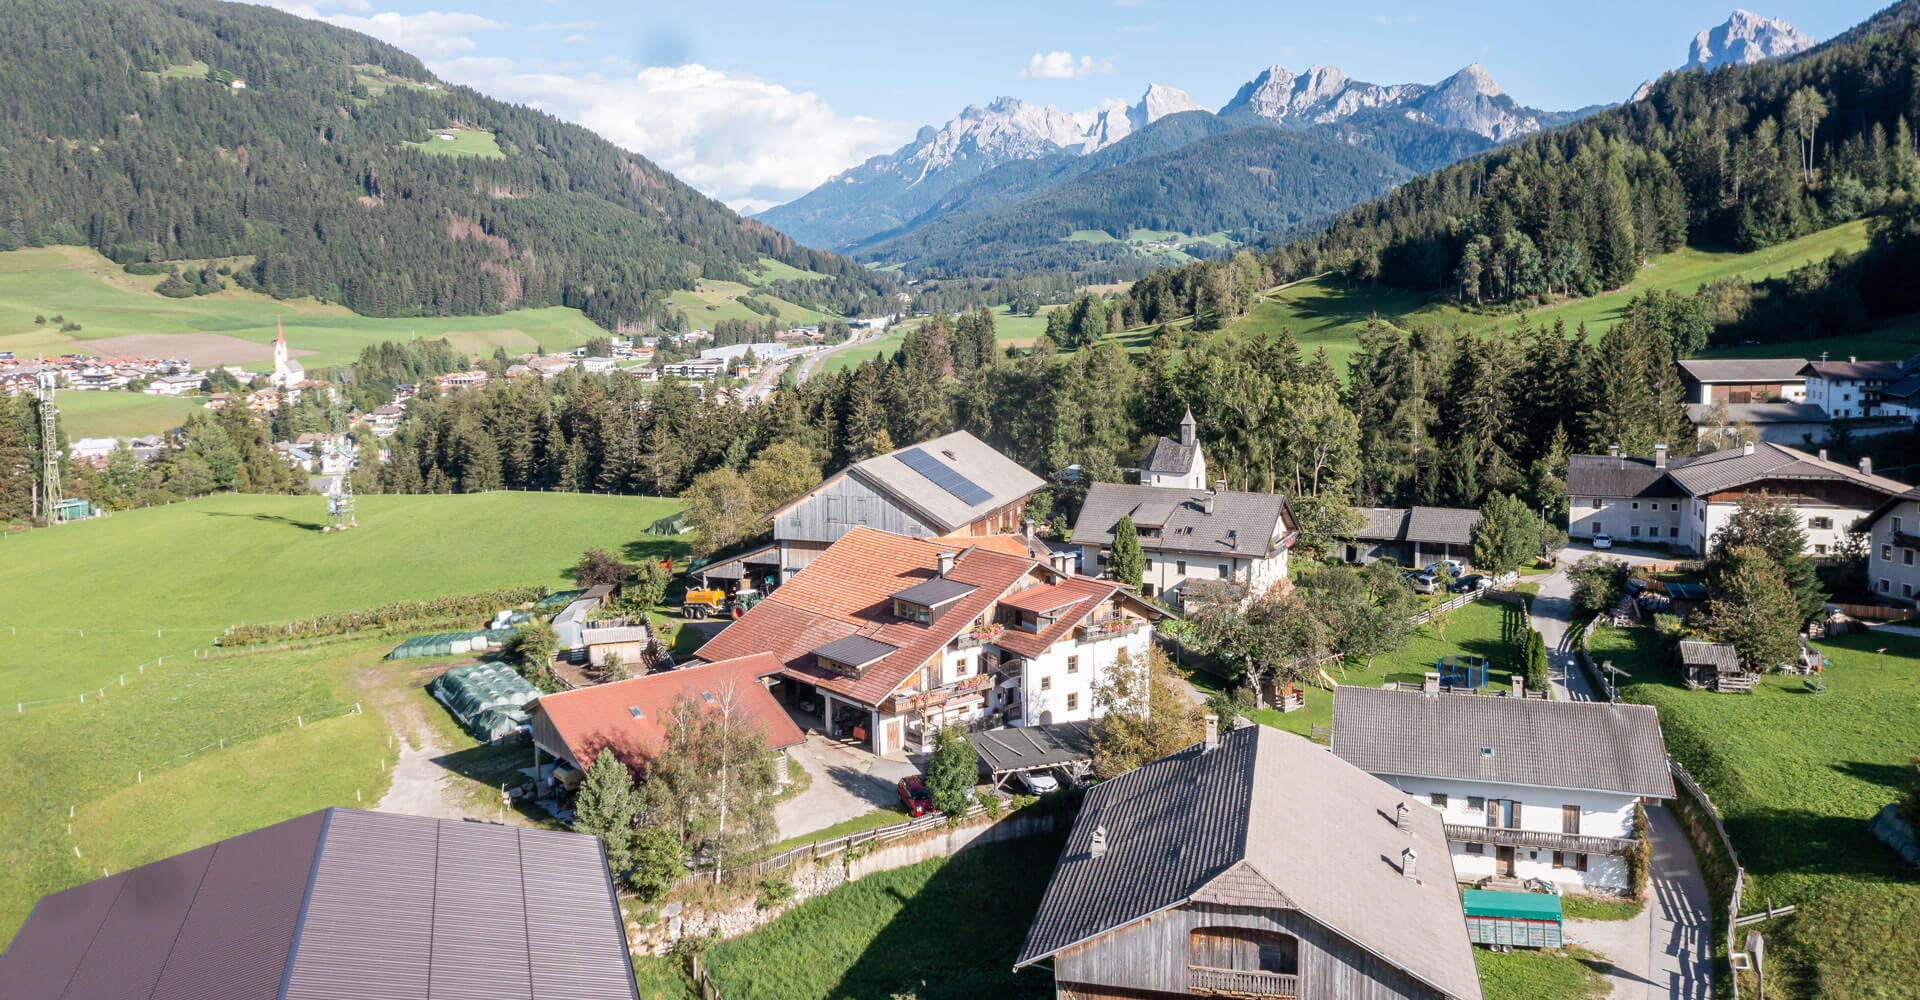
1071;483;1291;558
1331;688;1675;798
845;431;1045;533
1566;454;1689;499
1353;506;1411;542
1882;372;1920;402
0;809;638;1000
1349;507;1481;545
974;720;1096;773
811;634;899;668
1016;726;1482;1000
1685;402;1829;424
1679;641;1740;670
1663;441;1909;496
1675;358;1809;383
1140;436;1199;475
1800;356;1915;381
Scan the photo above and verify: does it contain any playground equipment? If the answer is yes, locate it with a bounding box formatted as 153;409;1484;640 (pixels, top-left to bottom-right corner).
1436;654;1489;691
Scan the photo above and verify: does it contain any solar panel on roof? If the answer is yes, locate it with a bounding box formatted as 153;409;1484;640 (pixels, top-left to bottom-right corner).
897;447;994;506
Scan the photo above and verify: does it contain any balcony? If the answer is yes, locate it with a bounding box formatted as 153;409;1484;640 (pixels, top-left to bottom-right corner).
954;624;1005;650
1076;615;1142;641
881;674;992;715
1188;966;1299;998
1444;823;1638;857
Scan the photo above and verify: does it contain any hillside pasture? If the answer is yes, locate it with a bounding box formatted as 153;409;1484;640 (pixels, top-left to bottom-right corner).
0;491;683;940
405;127;503;158
667;278;828;327
747;256;831;284
49;390;202;438
0;246;608;367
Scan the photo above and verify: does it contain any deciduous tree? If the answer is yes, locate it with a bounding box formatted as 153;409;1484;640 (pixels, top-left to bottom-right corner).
924;724;977;814
1090;647;1204;778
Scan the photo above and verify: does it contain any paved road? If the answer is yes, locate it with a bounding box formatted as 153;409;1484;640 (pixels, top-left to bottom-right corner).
1645;803;1714;999
793;327;888;383
772;732;918;841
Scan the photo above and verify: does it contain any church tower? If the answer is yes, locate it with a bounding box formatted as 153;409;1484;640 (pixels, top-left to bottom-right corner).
272;318;288;376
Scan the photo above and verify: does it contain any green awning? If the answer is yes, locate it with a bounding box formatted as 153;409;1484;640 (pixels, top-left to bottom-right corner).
1462;890;1562;921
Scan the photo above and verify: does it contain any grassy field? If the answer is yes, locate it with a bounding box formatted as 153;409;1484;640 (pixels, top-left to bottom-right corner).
700;832;1066;1000
405;127;503;158
52;391;202;438
0;246;608;368
1185;597;1529;738
0;491;684;940
668;279;828;329
746;257;832;284
1474;947;1610;1000
1600;622;1920;999
150;60;211;80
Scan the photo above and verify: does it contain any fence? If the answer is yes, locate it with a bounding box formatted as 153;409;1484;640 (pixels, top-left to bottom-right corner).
1828;601;1919;622
1575;615;1617;703
679;801;996;887
1669;757;1751;1000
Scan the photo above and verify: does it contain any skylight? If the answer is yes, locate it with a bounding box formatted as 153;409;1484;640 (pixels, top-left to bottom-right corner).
628;707;643;719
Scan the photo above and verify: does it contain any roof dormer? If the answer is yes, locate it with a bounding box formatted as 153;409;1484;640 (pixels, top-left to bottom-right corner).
812;635;898;678
889;576;977;625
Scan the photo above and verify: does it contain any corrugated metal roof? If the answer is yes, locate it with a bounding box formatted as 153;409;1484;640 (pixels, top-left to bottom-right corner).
973;721;1096;773
891;576;977;607
811;634;899;668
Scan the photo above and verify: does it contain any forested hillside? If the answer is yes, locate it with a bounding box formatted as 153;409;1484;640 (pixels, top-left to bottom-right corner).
861;126;1411;280
0;0;895;330
1117;0;1920;339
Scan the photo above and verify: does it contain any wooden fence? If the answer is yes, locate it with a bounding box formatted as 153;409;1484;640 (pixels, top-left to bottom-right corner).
1828;601;1920;622
1669;757;1750;1000
1575;615;1617;703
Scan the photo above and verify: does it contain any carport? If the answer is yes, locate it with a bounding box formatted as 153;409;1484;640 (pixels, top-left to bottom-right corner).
974;720;1096;791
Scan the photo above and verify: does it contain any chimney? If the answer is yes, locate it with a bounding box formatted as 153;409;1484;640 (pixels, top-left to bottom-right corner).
1608;444;1619;457
1818;449;1828;463
1090;825;1108;859
1423;671;1440;697
1214;479;1227;492
1850;355;1858;364
1654;443;1667;469
1742;441;1755;456
1395;802;1411;833
1203;492;1216;515
1204;713;1219;751
1861;457;1874;476
1024;518;1035;542
1513;675;1525;699
937;551;956;577
1402;847;1419;882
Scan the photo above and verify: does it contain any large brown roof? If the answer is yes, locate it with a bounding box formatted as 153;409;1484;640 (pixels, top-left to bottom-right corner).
1675;358;1808;383
528;654;804;773
0;809;638;1000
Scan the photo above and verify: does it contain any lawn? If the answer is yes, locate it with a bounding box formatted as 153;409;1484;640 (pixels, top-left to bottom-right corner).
667;279;827;328
50;391;202;438
1474;947;1610;1000
405;127;504;158
0;491;683;940
1184;597;1530;739
747;256;831;284
812;330;904;377
700;832;1066;1000
1602;622;1920;999
0;246;610;368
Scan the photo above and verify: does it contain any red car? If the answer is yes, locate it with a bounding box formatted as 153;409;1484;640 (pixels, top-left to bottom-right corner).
897;775;934;817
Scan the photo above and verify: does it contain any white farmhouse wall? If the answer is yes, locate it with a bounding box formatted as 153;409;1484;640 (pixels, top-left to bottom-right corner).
1371;773;1640;892
1567;496;1686;547
1868;498;1920;604
1019;626;1151;727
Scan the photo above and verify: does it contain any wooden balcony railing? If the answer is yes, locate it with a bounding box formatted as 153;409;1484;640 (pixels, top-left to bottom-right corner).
954;625;1004;650
1188;965;1299;997
1076;616;1141;641
1444;822;1638;857
881;674;992;716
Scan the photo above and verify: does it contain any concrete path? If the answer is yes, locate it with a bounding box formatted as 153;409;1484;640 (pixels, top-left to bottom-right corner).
1566;903;1653;1000
772;732;919;841
1532;564;1592;702
1645;803;1714;999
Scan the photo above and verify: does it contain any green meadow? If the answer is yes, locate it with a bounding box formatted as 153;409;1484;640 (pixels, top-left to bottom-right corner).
668;278;830;328
51;391;202;439
405;127;504;159
0;491;684;939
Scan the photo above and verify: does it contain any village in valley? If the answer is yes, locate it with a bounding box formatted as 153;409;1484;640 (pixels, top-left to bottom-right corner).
10;3;1920;1000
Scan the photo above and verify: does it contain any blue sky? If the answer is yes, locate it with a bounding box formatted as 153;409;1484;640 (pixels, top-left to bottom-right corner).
263;0;1885;212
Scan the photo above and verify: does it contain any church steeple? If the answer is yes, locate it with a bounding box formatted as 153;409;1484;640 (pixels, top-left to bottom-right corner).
273;318;287;370
1179;407;1197;447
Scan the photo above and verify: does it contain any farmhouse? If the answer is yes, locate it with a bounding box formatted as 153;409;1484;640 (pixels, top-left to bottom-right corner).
1799;354;1920;419
1331;687;1674;893
1856;487;1920;605
1880;368;1920;421
1685;401;1835;447
1342;505;1482;569
1675;357;1807;404
433;369;489;391
0;808;640;1000
694;526;1165;757
1567;440;1912;556
1016;722;1483;1000
526;653;804;788
1072;481;1295;605
760;430;1044;580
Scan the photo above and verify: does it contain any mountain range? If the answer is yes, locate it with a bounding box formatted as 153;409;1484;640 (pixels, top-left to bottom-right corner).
758;10;1819;279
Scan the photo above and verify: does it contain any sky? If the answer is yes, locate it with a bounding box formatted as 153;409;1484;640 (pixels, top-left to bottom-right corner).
261;0;1887;214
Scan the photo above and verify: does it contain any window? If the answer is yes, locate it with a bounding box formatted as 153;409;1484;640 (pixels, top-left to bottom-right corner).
1562;805;1580;835
1066;692;1078;711
1631;502;1640;510
1905;583;1914;598
1593;522;1604;535
1143;557;1154;570
1552;851;1589;872
1430;792;1448;808
1886;544;1896;561
1906;550;1915;566
1809;517;1833;530
1142;582;1155;597
1897;516;1906;533
1098;551;1109;565
1648;527;1660;538
1631;525;1641;537
1218;564;1230;579
1465;842;1485;855
953;658;967;677
1176;559;1187;574
1880;579;1892;593
1067;655;1080;674
1467;796;1486;811
1041;675;1052;691
1814;544;1828;556
1189;928;1298;976
1671;503;1680;511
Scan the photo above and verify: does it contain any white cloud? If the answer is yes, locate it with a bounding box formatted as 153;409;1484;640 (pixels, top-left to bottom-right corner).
1369;13;1420;24
563;33;590;44
256;4;505;58
1018;51;1116;80
1118;23;1156;33
434;59;907;212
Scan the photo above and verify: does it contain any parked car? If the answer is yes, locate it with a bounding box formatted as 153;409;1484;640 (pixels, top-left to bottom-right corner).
897;775;934;817
1404;571;1438;595
1015;770;1060;795
1592;532;1614;550
1425;559;1465;578
1450;574;1490;594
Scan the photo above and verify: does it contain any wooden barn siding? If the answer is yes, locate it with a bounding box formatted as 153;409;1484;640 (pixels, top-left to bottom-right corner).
587;639;649;668
1053;902;1446;1000
773;475;936;546
527;709;576;771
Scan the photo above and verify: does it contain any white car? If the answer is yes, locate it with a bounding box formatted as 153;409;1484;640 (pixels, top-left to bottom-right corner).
1425;559;1465;578
1016;770;1060;794
1592;532;1614;550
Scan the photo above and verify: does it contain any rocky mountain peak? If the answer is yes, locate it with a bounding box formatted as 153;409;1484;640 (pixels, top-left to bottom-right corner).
1688;9;1815;70
1077;84;1205;152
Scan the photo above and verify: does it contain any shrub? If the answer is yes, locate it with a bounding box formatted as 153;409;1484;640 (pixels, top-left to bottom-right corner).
1625;803;1651;900
1898;757;1920;835
123;261;169;275
755;874;795;910
217;585;547;644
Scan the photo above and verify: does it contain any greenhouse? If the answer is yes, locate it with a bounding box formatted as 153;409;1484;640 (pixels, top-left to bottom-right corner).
384;628;519;661
428;662;540;740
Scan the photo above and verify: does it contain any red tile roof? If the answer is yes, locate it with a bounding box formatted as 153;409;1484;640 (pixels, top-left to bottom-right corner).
994;577;1126;659
695;527;1042;706
528;654;803;773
